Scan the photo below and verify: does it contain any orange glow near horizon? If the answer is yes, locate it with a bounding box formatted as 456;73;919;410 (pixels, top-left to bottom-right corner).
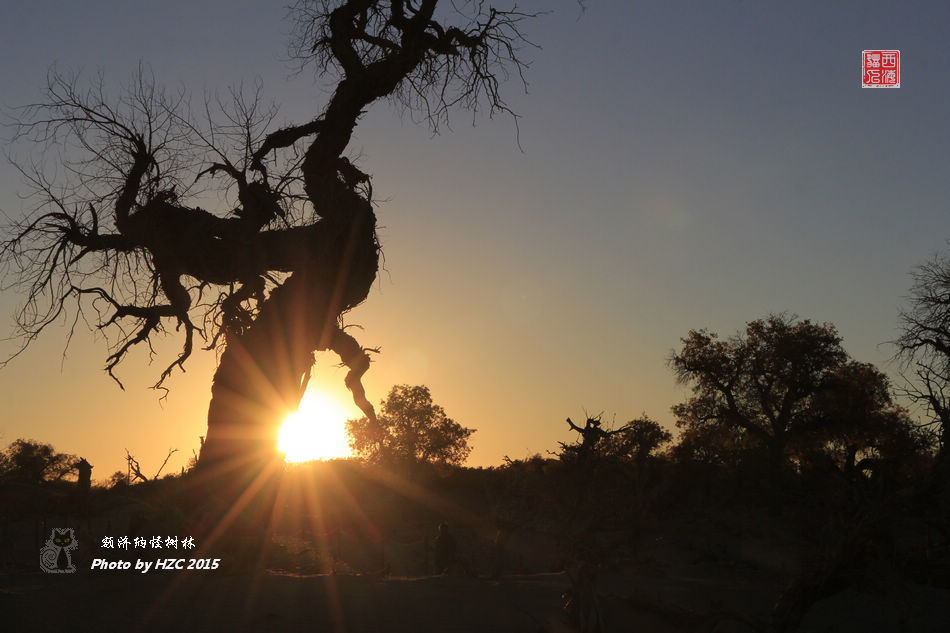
277;391;354;462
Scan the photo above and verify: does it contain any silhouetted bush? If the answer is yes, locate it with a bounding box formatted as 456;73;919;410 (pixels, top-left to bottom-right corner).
0;438;78;484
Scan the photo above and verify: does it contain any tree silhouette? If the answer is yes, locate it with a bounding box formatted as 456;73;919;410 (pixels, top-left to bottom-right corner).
895;251;950;469
0;439;78;484
558;415;624;466
803;361;931;482
600;416;672;466
346;384;474;466
1;2;536;495
670;314;911;487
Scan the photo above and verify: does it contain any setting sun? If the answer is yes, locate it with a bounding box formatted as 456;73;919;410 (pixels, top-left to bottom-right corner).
277;391;354;462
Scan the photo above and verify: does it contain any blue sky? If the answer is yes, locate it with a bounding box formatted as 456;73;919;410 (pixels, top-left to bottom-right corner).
1;1;948;475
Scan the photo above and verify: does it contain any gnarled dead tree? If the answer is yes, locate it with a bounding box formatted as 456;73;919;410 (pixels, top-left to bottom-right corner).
2;1;537;496
895;252;950;466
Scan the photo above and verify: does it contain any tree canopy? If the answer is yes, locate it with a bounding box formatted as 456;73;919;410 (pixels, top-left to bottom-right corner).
603;416;673;465
346;384;474;466
670;314;921;483
0;439;78;484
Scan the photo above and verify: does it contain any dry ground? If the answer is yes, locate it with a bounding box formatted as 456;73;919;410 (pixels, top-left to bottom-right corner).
4;552;948;632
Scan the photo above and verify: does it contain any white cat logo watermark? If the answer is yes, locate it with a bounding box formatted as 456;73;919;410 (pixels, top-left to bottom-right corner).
40;528;78;574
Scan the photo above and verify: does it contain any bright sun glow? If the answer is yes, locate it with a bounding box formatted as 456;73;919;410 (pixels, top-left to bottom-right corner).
277;391;353;462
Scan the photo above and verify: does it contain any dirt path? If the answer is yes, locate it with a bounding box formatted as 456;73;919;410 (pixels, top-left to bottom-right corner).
2;570;571;633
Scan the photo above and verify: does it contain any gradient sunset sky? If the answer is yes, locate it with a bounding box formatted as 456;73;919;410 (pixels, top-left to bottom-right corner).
2;1;948;479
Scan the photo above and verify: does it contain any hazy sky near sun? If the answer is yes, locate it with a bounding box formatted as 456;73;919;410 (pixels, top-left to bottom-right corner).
1;1;949;478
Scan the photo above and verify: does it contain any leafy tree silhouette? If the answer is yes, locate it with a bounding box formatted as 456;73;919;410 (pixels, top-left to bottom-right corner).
670;314;917;489
599;416;672;466
1;2;537;501
346;384;474;466
0;439;78;484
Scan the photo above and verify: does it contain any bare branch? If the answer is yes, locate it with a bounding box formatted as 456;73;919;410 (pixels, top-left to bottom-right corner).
125;449;148;483
153;448;180;479
289;0;542;133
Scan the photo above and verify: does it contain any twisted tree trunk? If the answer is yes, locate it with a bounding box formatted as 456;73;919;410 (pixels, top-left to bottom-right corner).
196;200;379;509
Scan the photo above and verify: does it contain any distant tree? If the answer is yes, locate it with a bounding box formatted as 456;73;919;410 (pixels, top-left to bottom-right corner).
601;416;673;466
895;251;950;468
670;315;914;486
106;470;130;488
0;439;78;484
346;385;474;466
560;414;671;466
558;415;623;465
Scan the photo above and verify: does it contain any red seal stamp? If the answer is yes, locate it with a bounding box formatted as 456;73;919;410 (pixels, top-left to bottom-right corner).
862;50;900;88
